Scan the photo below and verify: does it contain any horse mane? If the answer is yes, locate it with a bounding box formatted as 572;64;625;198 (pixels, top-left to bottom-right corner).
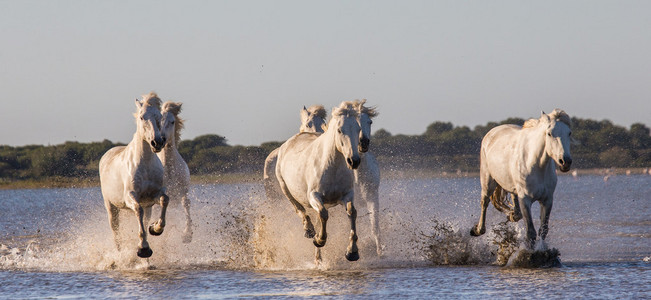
307;105;327;120
549;108;572;128
354;99;379;118
162;101;185;144
141;92;162;109
331;101;359;119
522;109;571;129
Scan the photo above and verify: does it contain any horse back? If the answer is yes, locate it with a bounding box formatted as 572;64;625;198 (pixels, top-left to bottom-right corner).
276;133;320;195
281;132;320;154
480;124;523;193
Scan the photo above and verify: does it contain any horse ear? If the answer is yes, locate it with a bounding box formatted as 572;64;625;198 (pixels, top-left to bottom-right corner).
541;111;550;122
135;98;143;109
300;106;309;120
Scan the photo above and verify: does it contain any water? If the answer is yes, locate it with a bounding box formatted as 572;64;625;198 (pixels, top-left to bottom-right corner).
1;175;649;298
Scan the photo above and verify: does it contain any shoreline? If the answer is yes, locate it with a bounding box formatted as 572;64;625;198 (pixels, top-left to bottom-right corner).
1;167;649;191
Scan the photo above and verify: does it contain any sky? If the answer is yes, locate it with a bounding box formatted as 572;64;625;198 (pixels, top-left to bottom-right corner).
1;1;650;146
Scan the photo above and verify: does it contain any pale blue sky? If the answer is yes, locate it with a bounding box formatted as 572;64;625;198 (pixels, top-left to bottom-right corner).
1;1;649;146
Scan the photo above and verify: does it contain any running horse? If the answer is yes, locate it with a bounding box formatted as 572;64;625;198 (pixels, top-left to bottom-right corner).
470;109;573;250
158;101;193;243
275;101;362;261
99;92;169;258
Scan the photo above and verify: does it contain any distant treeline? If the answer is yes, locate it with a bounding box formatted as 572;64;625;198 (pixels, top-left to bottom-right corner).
0;117;649;184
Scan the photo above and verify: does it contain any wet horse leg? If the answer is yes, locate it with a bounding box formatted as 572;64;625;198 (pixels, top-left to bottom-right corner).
181;194;193;243
278;178;315;238
510;195;522;222
106;203;121;251
538;197;553;248
360;183;382;256
149;191;169;236
344;193;359;261
518;196;536;249
127;191;152;258
309;192;328;247
471;178;495;236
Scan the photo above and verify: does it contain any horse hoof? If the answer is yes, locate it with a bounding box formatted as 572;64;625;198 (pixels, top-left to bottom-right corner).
313;238;326;248
470;226;485;237
509;214;522;222
149;224;164;236
345;251;359;262
137;247;153;258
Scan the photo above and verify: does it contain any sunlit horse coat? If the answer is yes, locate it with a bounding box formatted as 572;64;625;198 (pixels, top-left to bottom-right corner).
470;109;573;250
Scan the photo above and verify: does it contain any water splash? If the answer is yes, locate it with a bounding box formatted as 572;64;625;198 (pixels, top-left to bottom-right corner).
0;182;568;271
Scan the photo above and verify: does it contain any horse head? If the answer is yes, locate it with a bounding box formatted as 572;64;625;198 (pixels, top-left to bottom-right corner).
299;105;327;133
542;109;572;172
135;93;166;153
355;99;378;153
331;102;361;169
161;101;184;148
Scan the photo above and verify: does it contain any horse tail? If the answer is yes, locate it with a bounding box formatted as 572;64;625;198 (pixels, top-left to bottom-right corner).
263;148;279;180
489;184;511;214
263;148;282;200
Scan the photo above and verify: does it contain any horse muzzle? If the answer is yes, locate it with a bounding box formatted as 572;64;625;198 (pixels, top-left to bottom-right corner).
558;157;572;173
347;156;361;169
359;137;370;153
150;137;166;153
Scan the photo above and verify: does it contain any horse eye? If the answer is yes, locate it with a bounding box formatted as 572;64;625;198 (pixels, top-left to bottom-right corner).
369;120;373;125
568;132;572;136
547;132;552;137
338;129;342;133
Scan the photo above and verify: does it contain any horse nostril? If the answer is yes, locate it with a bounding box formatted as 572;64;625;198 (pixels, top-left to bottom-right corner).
151;141;156;147
559;159;565;166
347;158;353;166
352;157;360;169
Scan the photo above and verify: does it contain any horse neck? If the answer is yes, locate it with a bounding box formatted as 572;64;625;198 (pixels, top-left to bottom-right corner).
128;131;156;161
521;126;552;171
313;126;345;169
159;133;179;167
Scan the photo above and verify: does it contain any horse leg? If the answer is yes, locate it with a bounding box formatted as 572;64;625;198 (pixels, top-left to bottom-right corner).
471;178;494;236
144;206;152;227
510;195;523;222
149;192;169;236
106;203;121;251
361;183;383;256
278;177;315;238
538;197;553;247
127;191;152;258
181;194;193;243
314;247;323;266
344;193;359;262
308;192;328;247
518;196;536;249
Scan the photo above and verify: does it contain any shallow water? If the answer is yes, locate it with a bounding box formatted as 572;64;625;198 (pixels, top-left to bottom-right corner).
1;175;650;298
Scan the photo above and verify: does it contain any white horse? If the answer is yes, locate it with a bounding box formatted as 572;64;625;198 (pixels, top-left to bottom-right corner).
470;109;573;250
99;92;169;258
158;101;193;243
263;105;327;201
275;101;362;261
352;100;382;256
